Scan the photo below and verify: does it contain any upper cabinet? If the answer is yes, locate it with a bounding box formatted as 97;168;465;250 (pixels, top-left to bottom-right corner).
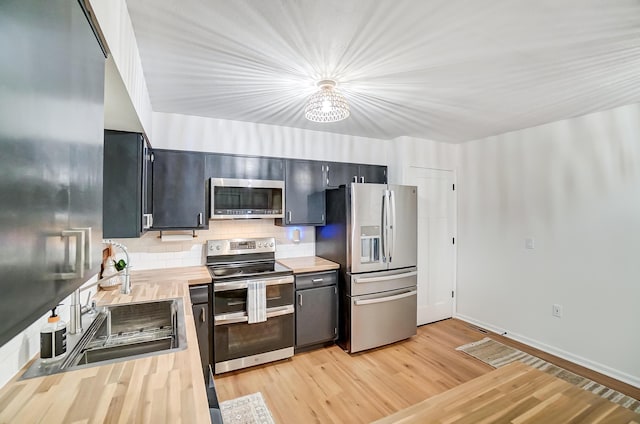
0;0;105;346
205;153;284;180
103;131;153;238
277;160;326;226
357;164;387;184
152;149;208;230
324;162;387;188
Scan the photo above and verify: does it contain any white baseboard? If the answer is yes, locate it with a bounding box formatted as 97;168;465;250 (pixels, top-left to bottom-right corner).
454;313;640;389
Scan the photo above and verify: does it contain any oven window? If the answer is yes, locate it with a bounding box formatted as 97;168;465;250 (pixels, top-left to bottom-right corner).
214;283;294;315
213;186;282;211
215;313;294;363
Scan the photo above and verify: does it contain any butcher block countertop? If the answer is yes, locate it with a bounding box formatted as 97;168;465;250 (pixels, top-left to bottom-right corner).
277;256;340;274
0;266;212;424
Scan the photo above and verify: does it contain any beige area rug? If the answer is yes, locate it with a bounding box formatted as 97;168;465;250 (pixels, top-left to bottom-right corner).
219;392;276;424
456;337;640;414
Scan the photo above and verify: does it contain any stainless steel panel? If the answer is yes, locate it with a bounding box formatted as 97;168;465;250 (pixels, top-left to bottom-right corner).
350;288;417;353
215;347;294;374
350;183;388;273
214;305;294;325
349;267;417;296
386;184;418;269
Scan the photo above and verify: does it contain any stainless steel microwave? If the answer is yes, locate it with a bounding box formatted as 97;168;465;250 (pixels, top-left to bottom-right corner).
210;178;285;219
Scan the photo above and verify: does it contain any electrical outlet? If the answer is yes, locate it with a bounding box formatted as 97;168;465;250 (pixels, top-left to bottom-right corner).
552;304;563;318
525;238;535;249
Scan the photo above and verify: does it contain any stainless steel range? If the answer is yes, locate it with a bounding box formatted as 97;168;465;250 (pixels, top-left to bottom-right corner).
206;237;294;374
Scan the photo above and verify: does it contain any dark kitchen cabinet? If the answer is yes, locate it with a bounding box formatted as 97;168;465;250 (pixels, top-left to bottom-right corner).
324;162;387;188
295;270;338;351
0;0;106;346
152;149;208;230
276;159;326;226
358;164;387;184
103;131;153;238
324;162;359;188
190;285;211;380
205;153;284;180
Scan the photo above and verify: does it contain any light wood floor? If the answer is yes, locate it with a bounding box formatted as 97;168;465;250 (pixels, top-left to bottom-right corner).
214;319;639;423
373;362;640;424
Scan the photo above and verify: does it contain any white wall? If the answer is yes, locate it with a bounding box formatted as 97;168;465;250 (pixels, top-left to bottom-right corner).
456;103;640;386
90;0;153;136
389;135;458;184
151;112;390;164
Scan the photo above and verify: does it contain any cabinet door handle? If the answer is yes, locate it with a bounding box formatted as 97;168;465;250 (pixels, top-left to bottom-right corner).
311;278;324;283
287;211;292;223
298;293;302;307
352;176;358;183
360;176;365;183
325;165;330;186
198;212;203;226
200;307;206;323
50;229;86;280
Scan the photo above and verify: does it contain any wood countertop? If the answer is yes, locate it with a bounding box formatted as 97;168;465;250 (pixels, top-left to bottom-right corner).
277;256;340;274
0;266;212;424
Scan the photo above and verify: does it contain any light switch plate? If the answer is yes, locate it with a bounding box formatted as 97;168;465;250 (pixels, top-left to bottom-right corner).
525;238;535;249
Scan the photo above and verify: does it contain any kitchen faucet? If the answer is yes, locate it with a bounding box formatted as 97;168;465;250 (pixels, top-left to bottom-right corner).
69;240;131;334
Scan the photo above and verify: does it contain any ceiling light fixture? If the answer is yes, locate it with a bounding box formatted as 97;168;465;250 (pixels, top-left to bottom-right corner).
304;80;350;123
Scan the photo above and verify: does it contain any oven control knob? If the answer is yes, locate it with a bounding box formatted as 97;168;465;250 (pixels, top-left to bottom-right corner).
257;243;263;248
215;245;221;251
269;242;274;247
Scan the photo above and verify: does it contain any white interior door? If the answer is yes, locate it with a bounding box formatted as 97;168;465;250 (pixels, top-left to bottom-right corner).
407;167;455;325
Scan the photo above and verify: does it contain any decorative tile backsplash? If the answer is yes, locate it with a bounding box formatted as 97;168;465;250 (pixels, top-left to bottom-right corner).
113;220;316;270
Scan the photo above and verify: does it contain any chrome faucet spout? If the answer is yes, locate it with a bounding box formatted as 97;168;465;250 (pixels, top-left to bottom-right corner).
102;239;131;295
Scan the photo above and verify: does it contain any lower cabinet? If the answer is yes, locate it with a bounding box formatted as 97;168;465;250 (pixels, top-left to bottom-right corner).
189;284;211;380
295;270;338;351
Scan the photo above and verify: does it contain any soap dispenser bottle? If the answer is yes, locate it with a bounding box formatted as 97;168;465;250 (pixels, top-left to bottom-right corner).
40;307;67;363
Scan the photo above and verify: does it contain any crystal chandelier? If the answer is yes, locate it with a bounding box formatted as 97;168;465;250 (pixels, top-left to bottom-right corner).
304;80;350;123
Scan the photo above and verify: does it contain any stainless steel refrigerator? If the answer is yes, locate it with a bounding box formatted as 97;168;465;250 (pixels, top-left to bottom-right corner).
316;183;418;353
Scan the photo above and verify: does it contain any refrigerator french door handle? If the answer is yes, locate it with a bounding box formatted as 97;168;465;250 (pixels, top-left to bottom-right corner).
382;190;390;262
390;190;397;263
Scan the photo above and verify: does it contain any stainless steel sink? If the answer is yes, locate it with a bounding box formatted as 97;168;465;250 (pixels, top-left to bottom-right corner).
20;298;187;379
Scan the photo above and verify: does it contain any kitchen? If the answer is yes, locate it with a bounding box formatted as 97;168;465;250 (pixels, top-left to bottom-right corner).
1;1;640;423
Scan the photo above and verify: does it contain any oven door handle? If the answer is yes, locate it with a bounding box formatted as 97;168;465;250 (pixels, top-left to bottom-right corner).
214;305;294;326
353;290;417;306
213;275;294;292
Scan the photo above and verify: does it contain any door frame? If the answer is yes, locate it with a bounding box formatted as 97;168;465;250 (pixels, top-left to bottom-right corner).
404;165;458;320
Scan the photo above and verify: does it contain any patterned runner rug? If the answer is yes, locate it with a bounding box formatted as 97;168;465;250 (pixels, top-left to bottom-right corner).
219;392;276;424
456;337;640;414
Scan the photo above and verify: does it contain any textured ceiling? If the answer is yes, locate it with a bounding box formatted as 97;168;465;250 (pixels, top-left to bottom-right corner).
125;0;640;143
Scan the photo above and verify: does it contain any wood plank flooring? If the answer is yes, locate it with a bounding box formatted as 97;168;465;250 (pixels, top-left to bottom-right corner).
214;319;639;423
373;362;639;424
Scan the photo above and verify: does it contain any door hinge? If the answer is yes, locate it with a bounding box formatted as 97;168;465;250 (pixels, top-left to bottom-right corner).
452;290;454;298
452;183;455;190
